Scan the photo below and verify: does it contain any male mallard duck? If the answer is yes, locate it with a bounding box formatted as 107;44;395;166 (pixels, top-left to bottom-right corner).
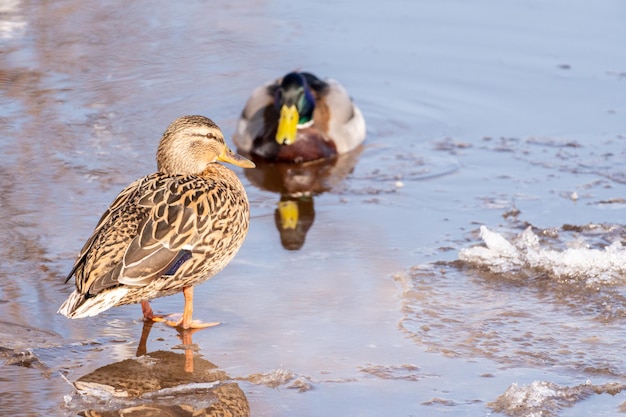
58;115;255;329
233;71;366;163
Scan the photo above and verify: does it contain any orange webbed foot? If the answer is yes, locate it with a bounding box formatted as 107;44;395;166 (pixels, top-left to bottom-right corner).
162;314;221;329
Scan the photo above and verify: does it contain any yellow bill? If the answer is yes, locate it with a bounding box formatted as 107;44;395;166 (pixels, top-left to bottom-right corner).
276;104;299;145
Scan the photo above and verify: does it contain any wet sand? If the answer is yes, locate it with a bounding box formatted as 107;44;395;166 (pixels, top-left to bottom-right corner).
1;0;626;416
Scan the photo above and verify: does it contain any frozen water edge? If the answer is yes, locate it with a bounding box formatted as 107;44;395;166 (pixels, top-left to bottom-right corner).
489;380;626;417
459;226;626;286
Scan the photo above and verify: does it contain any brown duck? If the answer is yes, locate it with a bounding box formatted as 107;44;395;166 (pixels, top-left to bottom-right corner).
58;115;255;329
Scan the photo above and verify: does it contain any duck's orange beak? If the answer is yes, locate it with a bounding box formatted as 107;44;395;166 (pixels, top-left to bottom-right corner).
276;104;299;145
218;147;256;168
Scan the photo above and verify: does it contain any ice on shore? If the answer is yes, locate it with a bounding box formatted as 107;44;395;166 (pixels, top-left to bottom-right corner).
489;380;625;417
459;225;626;285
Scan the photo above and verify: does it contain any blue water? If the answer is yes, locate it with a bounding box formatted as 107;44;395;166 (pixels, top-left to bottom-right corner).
1;0;626;415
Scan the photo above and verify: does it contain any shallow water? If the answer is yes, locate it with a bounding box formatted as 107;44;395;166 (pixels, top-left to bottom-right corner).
1;0;626;416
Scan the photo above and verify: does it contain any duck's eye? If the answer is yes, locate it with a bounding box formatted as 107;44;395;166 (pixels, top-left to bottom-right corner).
206;132;216;139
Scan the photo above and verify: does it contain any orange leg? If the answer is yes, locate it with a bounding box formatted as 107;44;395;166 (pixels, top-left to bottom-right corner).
177;286;221;329
147;287;220;329
181;286;195;327
141;300;178;325
141;300;157;321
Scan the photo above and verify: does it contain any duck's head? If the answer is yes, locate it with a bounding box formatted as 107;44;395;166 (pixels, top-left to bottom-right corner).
157;115;255;175
274;72;316;146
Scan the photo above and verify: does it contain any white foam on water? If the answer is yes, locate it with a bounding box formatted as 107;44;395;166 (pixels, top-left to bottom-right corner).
459;226;626;285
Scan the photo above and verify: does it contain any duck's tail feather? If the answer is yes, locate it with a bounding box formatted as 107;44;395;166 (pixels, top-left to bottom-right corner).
58;288;129;318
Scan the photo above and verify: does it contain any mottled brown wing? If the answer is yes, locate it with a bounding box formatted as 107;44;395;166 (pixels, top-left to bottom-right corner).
68;173;215;297
66;175;150;293
117;176;216;287
66;180;142;281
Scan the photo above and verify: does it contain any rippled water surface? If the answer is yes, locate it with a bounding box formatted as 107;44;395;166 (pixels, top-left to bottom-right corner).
1;0;626;416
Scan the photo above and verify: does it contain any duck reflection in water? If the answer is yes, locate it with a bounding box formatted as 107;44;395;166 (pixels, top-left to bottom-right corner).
275;194;314;250
72;321;250;417
244;147;364;250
